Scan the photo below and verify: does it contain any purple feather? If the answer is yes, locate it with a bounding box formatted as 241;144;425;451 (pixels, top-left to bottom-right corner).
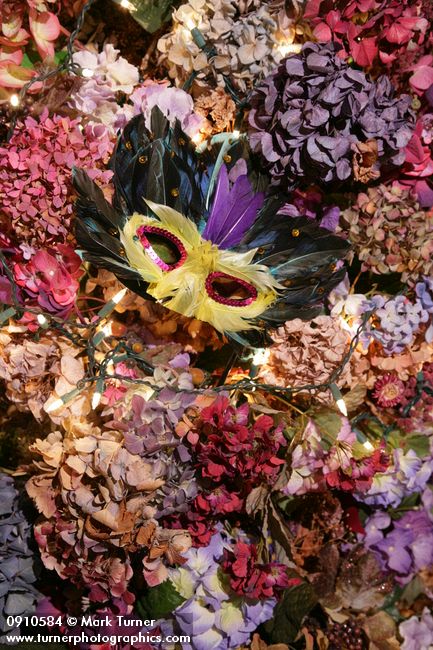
202;165;265;249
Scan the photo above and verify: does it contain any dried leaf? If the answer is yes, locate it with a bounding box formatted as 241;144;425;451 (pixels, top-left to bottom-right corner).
342;384;367;412
245;485;269;515
264;582;318;643
363;612;400;650
250;633;289;650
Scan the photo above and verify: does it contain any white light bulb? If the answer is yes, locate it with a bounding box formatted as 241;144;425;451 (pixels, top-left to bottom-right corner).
252;348;270;366
112;288;127;304
232;130;240;139
185;16;197;30
92;390;102;409
276;42;302;57
37;314;48;326
81;68;94;78
363;440;374;451
101;322;113;337
45;398;63;413
330;383;348;417
10;94;20;107
120;0;135;9
191;132;203;145
335;398;348;417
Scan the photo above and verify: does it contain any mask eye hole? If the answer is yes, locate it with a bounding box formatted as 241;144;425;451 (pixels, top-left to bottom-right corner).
136;226;186;271
205;272;258;306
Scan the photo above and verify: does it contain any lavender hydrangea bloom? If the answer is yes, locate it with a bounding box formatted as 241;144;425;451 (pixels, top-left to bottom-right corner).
416;276;433;342
110;382;198;519
356;449;433;508
70;44;139;130
363;509;433;584
154;531;276;650
128;83;203;136
366;295;429;355
400;608;433;650
248;42;414;189
0;474;41;634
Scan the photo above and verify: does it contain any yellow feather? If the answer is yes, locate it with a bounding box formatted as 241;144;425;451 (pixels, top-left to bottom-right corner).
120;203;280;333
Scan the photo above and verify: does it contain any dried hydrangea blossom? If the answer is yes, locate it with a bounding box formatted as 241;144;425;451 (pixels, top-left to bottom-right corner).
0;473;42;634
365;294;430;355
160;530;279;650
349;337;433;388
340;185;433;285
248;42;414;189
194;87;237;134
286;416;388;495
26;422;192;602
0;329;87;421
85;269;223;352
0;110;113;247
304;0;428;69
129;82;203;136
258;315;352;399
69;43;140;130
157;0;298;93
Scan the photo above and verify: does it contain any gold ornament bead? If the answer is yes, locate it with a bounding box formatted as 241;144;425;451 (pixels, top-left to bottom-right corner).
109;228;118;236
291;228;300;237
283;279;293;287
171;188;179;197
170;150;176;158
132;342;143;354
330;263;337;271
118;248;126;256
178;137;186;146
223;154;232;163
139;155;148;164
125;140;132;150
190;367;205;386
317;286;325;294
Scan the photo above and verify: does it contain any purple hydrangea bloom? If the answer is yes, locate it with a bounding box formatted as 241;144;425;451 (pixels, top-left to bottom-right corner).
248;42;415;190
0;474;42;634
356;449;433;508
363;508;433;584
415;276;433;342
153;530;277;650
366;295;429;355
400;608;433;650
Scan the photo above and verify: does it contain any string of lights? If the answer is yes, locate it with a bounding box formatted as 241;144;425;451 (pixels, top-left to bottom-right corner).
0;243;375;416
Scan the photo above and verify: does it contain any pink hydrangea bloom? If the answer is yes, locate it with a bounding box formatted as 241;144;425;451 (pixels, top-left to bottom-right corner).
286;416;388;495
304;0;428;68
0;109;114;247
399;114;433;207
13;244;83;318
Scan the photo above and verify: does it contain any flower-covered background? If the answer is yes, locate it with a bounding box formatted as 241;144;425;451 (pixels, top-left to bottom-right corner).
1;0;433;649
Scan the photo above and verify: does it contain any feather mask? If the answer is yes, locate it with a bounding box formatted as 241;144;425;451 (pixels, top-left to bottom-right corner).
73;108;350;346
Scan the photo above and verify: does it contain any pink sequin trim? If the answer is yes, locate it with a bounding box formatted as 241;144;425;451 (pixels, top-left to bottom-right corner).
205;271;258;306
136;225;187;271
